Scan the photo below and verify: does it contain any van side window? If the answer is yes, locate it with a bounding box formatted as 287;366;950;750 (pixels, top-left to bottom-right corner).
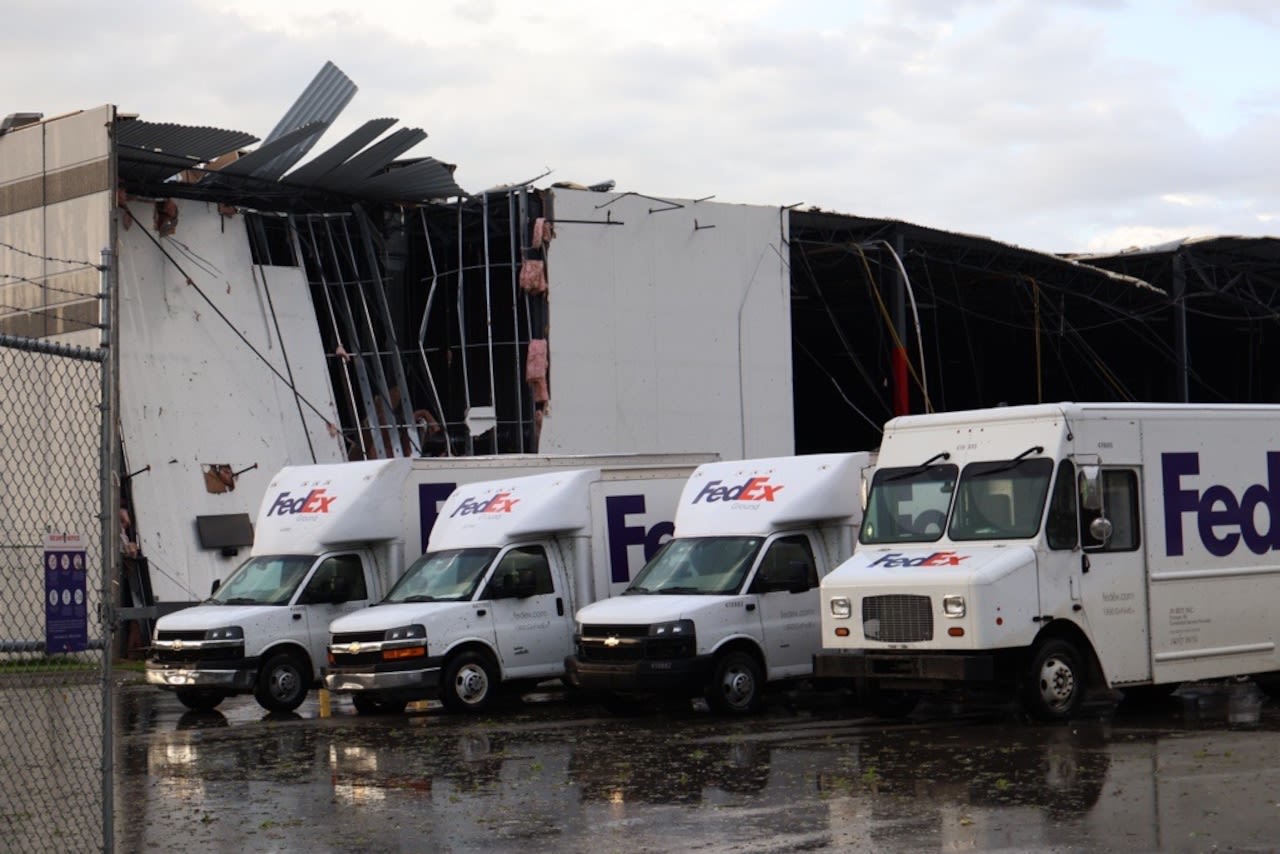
491;545;554;596
300;554;367;603
1080;469;1141;552
751;535;818;593
1045;460;1077;550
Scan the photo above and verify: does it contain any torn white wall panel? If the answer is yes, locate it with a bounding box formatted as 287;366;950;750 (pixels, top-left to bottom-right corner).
539;189;794;460
116;199;345;601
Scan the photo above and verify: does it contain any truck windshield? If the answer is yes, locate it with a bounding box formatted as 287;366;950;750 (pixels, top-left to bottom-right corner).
383;548;499;604
625;536;762;595
859;464;958;544
209;554;315;606
949;457;1054;540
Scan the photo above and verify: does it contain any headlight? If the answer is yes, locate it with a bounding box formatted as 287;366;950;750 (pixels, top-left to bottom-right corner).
942;595;966;618
205;626;244;641
649;619;694;637
385;624;426;642
829;597;852;619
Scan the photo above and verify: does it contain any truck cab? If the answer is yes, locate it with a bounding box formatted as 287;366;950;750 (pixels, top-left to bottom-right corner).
567;453;873;714
146;460;408;712
325;466;694;714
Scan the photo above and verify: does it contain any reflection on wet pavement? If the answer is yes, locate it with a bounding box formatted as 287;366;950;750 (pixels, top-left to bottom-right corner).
111;681;1280;852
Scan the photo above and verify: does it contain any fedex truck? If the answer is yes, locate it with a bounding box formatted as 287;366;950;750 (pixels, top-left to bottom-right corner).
146;452;711;713
324;463;699;714
814;403;1280;721
566;453;874;715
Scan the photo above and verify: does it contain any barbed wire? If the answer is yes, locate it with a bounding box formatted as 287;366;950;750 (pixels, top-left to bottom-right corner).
1;267;103;301
0;239;103;270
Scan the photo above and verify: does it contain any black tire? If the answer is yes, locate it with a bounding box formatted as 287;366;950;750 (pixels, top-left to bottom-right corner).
254;650;310;713
857;679;919;719
1253;673;1280;700
175;689;225;712
1023;639;1087;721
352;693;409;716
441;651;499;713
705;650;763;715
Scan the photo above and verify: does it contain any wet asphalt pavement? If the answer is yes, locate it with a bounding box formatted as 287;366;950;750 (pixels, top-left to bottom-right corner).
110;679;1280;853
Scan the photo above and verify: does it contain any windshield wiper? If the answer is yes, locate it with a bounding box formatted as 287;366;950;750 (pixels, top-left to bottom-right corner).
401;595;438;603
885;451;952;483
222;597;260;605
622;586;652;595
656;586;703;595
973;445;1045;477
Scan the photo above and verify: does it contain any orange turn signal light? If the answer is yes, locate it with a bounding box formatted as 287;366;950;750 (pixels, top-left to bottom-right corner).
383;646;425;661
947;627;964;637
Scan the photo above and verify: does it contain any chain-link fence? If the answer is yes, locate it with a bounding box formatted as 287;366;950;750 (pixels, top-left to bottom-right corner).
0;324;113;851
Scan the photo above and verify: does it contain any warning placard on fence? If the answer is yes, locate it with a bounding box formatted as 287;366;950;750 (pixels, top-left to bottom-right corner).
44;532;88;653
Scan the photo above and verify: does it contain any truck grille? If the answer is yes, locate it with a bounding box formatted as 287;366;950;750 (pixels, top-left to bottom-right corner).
863;595;933;642
576;624;694;663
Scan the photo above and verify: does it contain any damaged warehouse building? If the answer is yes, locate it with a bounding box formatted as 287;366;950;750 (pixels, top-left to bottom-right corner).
3;61;1279;612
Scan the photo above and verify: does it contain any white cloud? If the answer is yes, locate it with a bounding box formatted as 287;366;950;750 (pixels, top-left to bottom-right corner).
5;0;1278;253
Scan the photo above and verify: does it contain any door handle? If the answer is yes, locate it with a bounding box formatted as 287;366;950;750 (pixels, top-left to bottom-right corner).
1081;554;1090;574
556;597;564;617
745;603;756;612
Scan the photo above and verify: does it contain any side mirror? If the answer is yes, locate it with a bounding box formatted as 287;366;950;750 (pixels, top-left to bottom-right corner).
1089;516;1114;545
210;578;221;595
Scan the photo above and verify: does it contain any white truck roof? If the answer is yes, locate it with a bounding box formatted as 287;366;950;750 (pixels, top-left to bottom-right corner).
250;458;411;555
428;468;600;550
674;453;871;537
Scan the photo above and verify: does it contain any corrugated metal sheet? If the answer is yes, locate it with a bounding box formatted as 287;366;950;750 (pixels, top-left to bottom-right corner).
214;122;329;179
359;157;464;200
313;127;428;192
115;120;258;183
283;118;397;185
254;61;357;181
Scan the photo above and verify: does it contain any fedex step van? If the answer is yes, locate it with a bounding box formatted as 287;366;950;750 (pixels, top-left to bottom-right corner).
146;452;711;713
324;464;698;714
566;453;875;715
815;403;1280;721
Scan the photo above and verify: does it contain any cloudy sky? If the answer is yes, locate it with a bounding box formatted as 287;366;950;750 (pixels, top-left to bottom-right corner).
9;0;1278;253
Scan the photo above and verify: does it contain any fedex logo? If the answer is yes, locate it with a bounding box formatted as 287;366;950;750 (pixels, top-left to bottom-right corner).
267;488;336;517
693;477;783;504
1162;451;1280;557
867;551;967;568
450;491;519;518
416;483;673;584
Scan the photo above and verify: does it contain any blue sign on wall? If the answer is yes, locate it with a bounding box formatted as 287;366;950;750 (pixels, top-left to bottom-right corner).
44;533;88;653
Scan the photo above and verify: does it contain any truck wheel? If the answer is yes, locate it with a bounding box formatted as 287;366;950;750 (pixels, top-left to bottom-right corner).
254;650;309;713
352;693;409;716
441;651;498;713
706;651;763;715
1023;639;1087;721
175;689;224;712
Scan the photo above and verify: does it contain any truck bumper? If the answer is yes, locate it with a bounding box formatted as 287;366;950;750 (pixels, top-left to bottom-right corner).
564;654;715;696
145;662;257;692
813;650;996;683
323;664;442;697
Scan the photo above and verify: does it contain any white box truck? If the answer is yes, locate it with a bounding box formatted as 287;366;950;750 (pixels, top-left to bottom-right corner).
145;452;711;713
815;402;1280;721
566;452;874;715
323;462;700;714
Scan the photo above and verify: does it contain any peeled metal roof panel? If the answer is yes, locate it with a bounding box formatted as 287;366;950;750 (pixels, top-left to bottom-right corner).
313;127;428;191
358;158;464;200
213;122;329;178
114;120;257;161
282;117;398;185
253;61;357;181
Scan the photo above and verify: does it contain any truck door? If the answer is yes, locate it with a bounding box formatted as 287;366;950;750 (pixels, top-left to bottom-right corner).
294;553;374;678
484;544;574;679
1077;468;1151;685
748;534;821;678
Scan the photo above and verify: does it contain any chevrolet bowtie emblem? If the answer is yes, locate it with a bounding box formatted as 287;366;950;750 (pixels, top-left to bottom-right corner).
350;642;362;654
173;640;183;651
604;636;620;647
